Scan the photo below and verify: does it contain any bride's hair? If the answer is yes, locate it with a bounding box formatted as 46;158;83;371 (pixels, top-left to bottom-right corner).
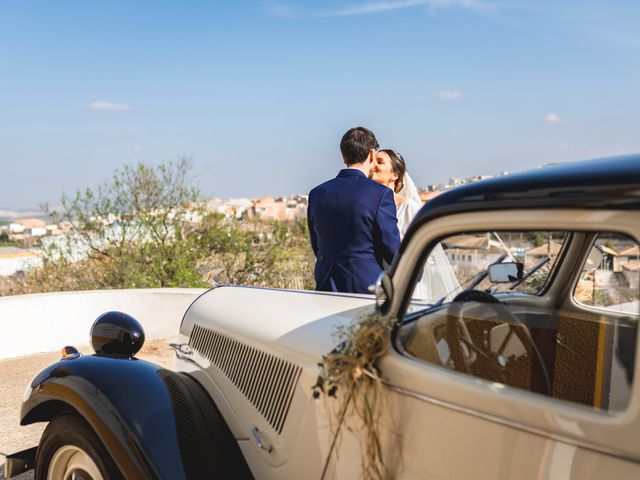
380;149;406;193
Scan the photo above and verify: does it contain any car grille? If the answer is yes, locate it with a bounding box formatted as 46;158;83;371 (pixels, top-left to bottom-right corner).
189;323;302;434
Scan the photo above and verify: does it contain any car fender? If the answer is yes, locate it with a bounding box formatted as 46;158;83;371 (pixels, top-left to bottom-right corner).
21;353;253;479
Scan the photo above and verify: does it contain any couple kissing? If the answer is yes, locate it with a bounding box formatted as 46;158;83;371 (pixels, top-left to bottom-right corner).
307;126;436;297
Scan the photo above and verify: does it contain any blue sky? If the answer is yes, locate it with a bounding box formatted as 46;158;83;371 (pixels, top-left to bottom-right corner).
1;0;639;209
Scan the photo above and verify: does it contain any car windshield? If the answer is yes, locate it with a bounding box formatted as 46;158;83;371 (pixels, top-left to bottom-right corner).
407;231;567;313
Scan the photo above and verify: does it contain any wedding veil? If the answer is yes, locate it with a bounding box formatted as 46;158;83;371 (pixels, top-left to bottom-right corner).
399;171;421;207
400;172;461;302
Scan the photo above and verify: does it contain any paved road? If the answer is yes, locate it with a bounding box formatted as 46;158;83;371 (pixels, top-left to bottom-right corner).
0;462;32;480
0;340;174;479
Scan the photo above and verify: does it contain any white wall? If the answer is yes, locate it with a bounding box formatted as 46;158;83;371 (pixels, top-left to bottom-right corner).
623;269;640;291
0;288;206;360
0;255;43;276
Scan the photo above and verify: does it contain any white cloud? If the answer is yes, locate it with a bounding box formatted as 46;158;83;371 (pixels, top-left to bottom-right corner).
89;101;131;112
336;0;453;16
544;113;560;124
270;0;489;18
437;90;462;101
269;3;296;18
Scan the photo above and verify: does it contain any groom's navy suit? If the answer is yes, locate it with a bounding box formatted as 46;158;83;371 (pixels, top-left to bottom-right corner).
307;169;401;294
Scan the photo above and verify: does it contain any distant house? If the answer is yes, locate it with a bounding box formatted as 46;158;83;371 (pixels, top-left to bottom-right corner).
442;234;504;270
253;197;286;221
284;196;307;221
253;196;307;221
16;218;47;229
206;198;228;215
426;183;447;192
8;218;49;238
45;224;63;236
206;198;253;219
25;227;47;237
419;191;442;203
226;198;253;219
524;241;563;267
9;223;24;234
616;245;640;272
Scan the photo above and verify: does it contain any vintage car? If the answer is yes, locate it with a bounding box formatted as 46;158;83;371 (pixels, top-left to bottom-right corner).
6;155;640;479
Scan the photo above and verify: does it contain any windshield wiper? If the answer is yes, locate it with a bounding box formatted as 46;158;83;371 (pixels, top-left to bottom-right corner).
431;296;448;308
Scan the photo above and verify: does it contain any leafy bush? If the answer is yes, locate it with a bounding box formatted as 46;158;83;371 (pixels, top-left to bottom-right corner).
2;159;314;295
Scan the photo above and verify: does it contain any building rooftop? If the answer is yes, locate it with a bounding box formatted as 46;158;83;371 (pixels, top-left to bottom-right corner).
622;261;640;272
619;245;640;257
525;241;563;256
15;218;47;228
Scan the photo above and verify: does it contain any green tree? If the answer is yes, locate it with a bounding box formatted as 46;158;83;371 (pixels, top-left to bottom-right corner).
36;158;205;290
6;158;316;294
530;232;546;247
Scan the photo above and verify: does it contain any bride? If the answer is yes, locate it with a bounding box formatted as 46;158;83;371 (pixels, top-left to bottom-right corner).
372;149;460;301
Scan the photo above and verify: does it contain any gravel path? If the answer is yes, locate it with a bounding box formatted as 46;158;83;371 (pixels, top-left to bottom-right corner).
0;340;175;479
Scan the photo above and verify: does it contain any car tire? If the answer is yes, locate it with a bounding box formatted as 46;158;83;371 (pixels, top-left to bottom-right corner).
35;413;123;480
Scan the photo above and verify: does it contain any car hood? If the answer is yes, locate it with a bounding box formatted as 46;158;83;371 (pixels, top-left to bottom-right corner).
180;286;376;360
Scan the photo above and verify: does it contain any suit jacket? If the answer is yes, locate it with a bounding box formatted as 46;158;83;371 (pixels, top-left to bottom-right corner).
307;169;401;294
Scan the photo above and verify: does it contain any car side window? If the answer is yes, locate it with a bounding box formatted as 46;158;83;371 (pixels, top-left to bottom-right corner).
402;230;638;414
574;234;640;315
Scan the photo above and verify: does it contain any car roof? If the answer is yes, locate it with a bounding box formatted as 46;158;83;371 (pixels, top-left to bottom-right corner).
416;154;640;223
400;154;640;256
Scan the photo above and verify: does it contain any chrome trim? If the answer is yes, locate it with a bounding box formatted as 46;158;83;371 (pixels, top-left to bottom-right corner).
251;426;273;454
169;343;193;358
385;382;640;464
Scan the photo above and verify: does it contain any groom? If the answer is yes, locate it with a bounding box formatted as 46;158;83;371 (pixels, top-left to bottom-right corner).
307;127;400;293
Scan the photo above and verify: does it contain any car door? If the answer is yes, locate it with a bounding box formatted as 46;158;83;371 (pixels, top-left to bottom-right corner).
374;209;640;479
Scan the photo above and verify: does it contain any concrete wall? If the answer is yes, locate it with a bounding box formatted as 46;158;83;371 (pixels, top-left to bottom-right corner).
0;255;42;276
0;288;207;360
595;270;617;286
623;269;640;291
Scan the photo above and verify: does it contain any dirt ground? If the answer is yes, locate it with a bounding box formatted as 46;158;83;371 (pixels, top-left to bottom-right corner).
0;339;175;479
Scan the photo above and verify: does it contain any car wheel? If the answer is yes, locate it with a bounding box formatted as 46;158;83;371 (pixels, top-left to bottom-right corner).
35;413;122;480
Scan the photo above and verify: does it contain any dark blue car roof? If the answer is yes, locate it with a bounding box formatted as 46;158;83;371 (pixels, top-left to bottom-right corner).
403;154;640;250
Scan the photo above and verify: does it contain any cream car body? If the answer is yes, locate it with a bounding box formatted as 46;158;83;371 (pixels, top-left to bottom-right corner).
174;224;640;478
171;156;640;479
10;155;640;479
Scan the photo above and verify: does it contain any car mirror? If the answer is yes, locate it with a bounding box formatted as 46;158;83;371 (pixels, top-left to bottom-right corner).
584;248;604;271
370;271;394;312
489;262;524;283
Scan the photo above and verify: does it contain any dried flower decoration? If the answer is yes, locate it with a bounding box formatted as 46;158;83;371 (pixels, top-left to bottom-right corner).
313;311;397;480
